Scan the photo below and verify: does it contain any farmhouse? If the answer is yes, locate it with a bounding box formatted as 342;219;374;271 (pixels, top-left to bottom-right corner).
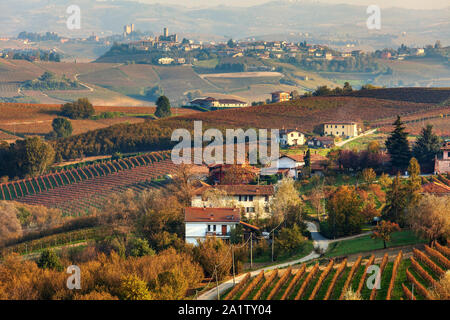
323;121;359;138
184;207;240;245
434;142;450;174
269;153;328;178
158;57;175;65
279;129;305;146
271;91;291;103
189;97;248;110
191;184;274;217
307;136;335;148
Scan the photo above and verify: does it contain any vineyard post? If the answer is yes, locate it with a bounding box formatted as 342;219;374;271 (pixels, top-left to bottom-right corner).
272;231;274;262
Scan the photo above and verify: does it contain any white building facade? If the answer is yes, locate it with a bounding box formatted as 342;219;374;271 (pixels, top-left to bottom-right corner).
184;207;241;245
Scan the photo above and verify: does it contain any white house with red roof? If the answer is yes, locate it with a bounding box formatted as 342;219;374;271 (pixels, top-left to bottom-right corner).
184;207;241;244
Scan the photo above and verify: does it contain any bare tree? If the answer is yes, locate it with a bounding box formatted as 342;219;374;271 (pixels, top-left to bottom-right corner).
0;202;23;246
408;195;450;245
270;177;302;223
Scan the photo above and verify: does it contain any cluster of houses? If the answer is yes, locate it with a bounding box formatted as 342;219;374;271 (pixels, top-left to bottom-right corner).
278;121;360;148
183;144;335;244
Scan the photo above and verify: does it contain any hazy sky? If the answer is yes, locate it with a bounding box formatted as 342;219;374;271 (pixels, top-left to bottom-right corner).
133;0;450;10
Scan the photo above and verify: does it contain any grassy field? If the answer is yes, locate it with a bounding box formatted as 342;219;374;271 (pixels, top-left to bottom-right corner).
325;230;426;258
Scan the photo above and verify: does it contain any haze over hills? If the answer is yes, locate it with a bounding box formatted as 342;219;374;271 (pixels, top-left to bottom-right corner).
1;0;449;49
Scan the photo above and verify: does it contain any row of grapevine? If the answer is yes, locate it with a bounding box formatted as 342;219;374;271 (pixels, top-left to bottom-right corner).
386;251;403;300
253;270;278;300
239;271;264;300
434;241;450;257
295;263;319;300
339;256;362;300
267;267;292;300
401;283;416;300
405;269;432;300
424;245;450;269
413;248;445;277
370;253;389;300
309;260;334;300
323;259;347;300
0;150;171;202
224;273;250;300
280;264;306;300
356;255;375;294
410;257;439;288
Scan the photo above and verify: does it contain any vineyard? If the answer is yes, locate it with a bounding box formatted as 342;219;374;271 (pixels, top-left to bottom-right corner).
177;97;436;133
348;87;450;104
221;244;450;300
0;151;177;215
371;105;450;136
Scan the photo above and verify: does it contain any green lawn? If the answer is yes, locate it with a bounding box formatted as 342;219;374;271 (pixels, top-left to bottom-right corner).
325;230;426;258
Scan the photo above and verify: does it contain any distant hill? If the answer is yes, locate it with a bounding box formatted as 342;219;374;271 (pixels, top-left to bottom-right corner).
2;0;449;49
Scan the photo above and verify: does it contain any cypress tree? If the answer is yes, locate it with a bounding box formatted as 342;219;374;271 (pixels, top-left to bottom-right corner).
406;157;422;208
385;116;411;172
412;125;442;173
304;149;311;168
382;172;407;226
155;96;172;118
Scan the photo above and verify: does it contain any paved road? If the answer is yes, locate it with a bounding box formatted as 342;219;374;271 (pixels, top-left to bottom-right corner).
335;129;377;147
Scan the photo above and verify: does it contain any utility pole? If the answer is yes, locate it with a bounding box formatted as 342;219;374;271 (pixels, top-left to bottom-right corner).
232;246;236;285
272;231;275;262
215;268;220;300
250;233;253;269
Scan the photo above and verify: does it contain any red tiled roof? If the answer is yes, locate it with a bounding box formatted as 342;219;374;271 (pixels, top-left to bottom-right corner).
193;184;274;196
185;207;241;223
281;154;304;162
422;182;450;194
323;121;357;125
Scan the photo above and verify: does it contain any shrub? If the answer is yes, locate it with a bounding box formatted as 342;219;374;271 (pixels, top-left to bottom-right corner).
119;274;151;300
37;249;63;271
61;98;95;119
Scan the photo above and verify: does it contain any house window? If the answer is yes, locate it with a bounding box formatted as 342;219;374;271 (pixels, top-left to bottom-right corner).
342;125;345;128
246;207;255;213
249;195;254;201
208;225;211;232
213;225;217;232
